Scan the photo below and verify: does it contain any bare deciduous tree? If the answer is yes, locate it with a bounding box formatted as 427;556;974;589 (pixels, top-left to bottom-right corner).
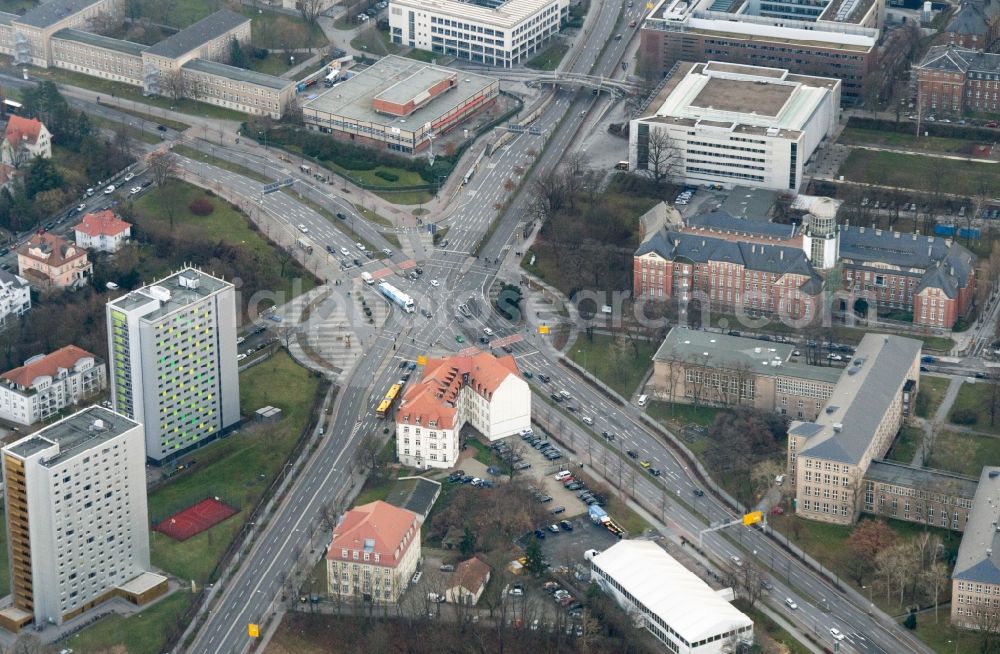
639;127;682;190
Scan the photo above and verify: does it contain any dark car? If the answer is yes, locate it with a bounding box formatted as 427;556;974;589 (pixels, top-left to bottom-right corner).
325;245;335;254
523;370;534;379
566;482;583;491
627;450;639;459
336;212;346;220
559;520;574;531
534;529;546;539
415;267;424;275
538;374;550;383
479;336;489;344
461;475;474;484
648;468;661;477
550;505;565;514
550;393;562;402
157;124;167;132
692;488;705;497
353;258;362;266
502;345;513;353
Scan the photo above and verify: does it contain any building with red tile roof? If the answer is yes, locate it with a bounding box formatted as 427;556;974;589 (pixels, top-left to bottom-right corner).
395;349;531;469
445;556;491;605
2;116;51;165
17;233;92;290
0;345;106;425
325;500;421;603
74;210;131;253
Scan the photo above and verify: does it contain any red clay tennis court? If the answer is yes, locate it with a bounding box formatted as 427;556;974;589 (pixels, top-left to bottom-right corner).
154;497;238;542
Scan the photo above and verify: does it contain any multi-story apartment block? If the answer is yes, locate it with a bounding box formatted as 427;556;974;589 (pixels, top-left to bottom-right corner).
0;407;166;632
2;116;51;166
942;0;1000;51
74;210;131;253
395;349;530;470
837;226;975;329
787;334;922;525
639;0;881;103
915;44;1000;116
951;466;1000;631
864;460;977;531
388;0;569;67
303;55;499;154
629;62;840;192
326;500;421;604
17;233;92;290
648;329;842;420
106;268;240;463
0;345;106;426
0;269;31;327
633;226;825;322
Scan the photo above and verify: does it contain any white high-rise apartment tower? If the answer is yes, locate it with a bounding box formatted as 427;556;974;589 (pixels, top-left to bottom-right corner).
0;407;167;631
106;267;240;463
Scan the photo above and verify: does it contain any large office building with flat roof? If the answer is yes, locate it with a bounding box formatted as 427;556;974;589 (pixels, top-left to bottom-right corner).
639;0;881;103
302;55;499;153
629;62;840;192
787;334;922;525
0;407;166;632
648;329;842;421
389;0;569;67
106;268;240;463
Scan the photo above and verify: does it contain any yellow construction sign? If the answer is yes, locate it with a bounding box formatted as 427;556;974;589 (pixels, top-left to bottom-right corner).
417;355;427;366
248;623;260;638
742;511;763;526
538;325;550;334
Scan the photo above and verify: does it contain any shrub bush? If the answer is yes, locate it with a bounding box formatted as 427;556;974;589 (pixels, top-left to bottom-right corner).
374;170;399;182
189;197;214;216
951;408;979;425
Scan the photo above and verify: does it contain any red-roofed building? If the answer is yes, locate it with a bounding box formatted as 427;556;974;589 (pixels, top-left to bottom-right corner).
395;349;530;470
445;556;491;605
326;500;421;603
2;116;51;166
74;210;132;253
0;345;106;425
17;233;92;290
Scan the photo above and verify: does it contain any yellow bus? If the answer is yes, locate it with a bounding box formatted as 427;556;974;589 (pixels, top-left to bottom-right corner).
375;382;403;419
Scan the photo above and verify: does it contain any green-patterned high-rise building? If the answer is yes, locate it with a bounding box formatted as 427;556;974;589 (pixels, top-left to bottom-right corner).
106;268;240;463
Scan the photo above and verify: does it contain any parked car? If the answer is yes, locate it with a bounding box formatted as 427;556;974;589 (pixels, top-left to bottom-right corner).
534;529;546;539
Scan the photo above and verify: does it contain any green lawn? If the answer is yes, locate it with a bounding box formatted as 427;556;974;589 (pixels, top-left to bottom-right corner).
525;43;569;71
63;591;192;654
927;430;1000;477
246;52;298;77
916;376;951;419
149;351;321;583
885;424;923;464
350;28;400;56
172;145;270;183
468;438;494;466
839;127;973;154
912;614;987;654
405;48;439;63
947;381;1000;434
0;0;35;12
568;333;656;398
645;401;722;430
373;189;435;205
839;149;1000;197
918;335;956;352
133;180;316;301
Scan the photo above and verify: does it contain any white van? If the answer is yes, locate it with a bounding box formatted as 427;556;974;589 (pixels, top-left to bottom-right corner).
361;271;374;285
637;394;648;407
554;470;571;481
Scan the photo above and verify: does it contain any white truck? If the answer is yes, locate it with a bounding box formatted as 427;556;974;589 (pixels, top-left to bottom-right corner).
296;237;313;253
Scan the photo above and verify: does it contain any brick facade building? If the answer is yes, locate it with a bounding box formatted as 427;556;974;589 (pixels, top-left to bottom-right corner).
916;44;1000;116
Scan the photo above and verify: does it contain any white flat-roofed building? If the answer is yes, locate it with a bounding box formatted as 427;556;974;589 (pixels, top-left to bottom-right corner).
388;0;569;67
0;407;166;631
629;61;840;192
588;540;754;653
106;267;240;463
302;55;499;153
